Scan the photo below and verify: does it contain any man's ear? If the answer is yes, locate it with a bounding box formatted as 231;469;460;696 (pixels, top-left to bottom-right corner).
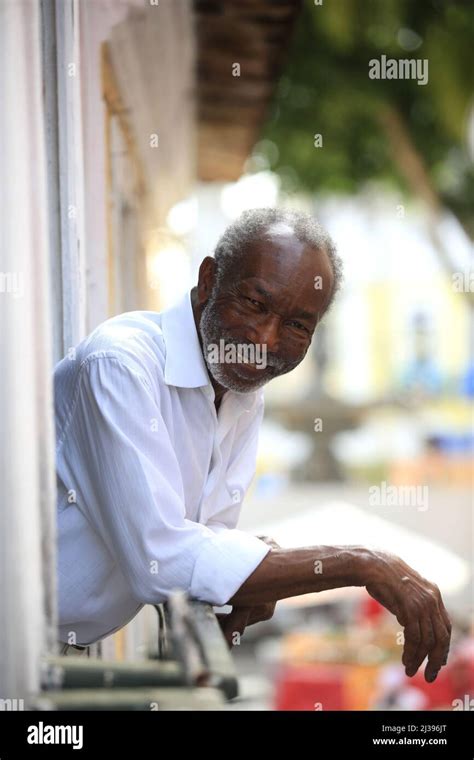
197;256;216;306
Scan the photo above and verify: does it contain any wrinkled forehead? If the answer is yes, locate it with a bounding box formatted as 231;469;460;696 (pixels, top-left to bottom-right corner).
235;229;331;282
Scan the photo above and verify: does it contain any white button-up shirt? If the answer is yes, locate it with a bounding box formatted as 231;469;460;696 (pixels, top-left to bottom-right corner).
54;291;270;645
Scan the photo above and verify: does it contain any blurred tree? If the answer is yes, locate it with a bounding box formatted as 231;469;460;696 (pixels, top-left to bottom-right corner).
262;0;473;298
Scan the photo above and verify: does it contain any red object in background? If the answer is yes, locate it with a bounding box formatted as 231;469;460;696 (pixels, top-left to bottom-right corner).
274;664;346;711
273;638;474;710
409;637;474;709
408;667;455;709
357;594;386;624
449;638;474;697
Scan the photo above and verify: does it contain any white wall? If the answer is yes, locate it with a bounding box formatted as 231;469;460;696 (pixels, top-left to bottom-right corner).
0;0;198;687
0;0;56;700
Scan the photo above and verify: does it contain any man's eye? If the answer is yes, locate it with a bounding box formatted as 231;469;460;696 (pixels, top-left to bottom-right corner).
287;320;308;332
244;296;263;308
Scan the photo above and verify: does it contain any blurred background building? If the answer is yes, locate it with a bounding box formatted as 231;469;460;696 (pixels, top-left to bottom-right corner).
0;0;472;710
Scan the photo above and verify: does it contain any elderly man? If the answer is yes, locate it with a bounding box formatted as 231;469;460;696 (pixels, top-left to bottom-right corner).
55;208;450;682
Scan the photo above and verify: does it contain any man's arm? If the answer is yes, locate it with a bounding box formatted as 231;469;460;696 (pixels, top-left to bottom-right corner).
228;544;452;683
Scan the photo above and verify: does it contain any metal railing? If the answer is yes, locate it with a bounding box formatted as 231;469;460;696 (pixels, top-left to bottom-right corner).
30;593;238;710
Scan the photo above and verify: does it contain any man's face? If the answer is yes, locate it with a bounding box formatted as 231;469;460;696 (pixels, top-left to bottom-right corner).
199;231;334;393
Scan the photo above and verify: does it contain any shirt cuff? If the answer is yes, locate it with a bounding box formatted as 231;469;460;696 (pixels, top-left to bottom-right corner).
190;529;271;607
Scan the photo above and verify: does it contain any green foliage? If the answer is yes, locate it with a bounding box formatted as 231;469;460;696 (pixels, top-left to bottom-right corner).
262;0;474;228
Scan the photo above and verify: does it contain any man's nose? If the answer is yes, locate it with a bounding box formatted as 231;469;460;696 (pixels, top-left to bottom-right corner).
247;315;281;353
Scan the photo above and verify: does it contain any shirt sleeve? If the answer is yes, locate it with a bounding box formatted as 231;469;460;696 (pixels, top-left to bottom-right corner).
58;355;270;607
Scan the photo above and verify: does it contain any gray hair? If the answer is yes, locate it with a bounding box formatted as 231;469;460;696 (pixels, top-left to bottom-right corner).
213;208;343;314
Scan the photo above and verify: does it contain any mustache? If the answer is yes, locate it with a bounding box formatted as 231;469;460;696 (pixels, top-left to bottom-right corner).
218;334;294;371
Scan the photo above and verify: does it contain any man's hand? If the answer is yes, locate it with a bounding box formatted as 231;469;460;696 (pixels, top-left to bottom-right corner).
217;602;277;648
217;535;279;647
365;551;452;682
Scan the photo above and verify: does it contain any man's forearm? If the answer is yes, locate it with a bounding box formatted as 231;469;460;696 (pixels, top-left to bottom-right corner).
227;542;452;684
228;545;373;607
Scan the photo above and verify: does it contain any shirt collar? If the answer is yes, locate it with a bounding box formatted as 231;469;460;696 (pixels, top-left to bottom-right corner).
160;289;264;412
160;290;210;389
